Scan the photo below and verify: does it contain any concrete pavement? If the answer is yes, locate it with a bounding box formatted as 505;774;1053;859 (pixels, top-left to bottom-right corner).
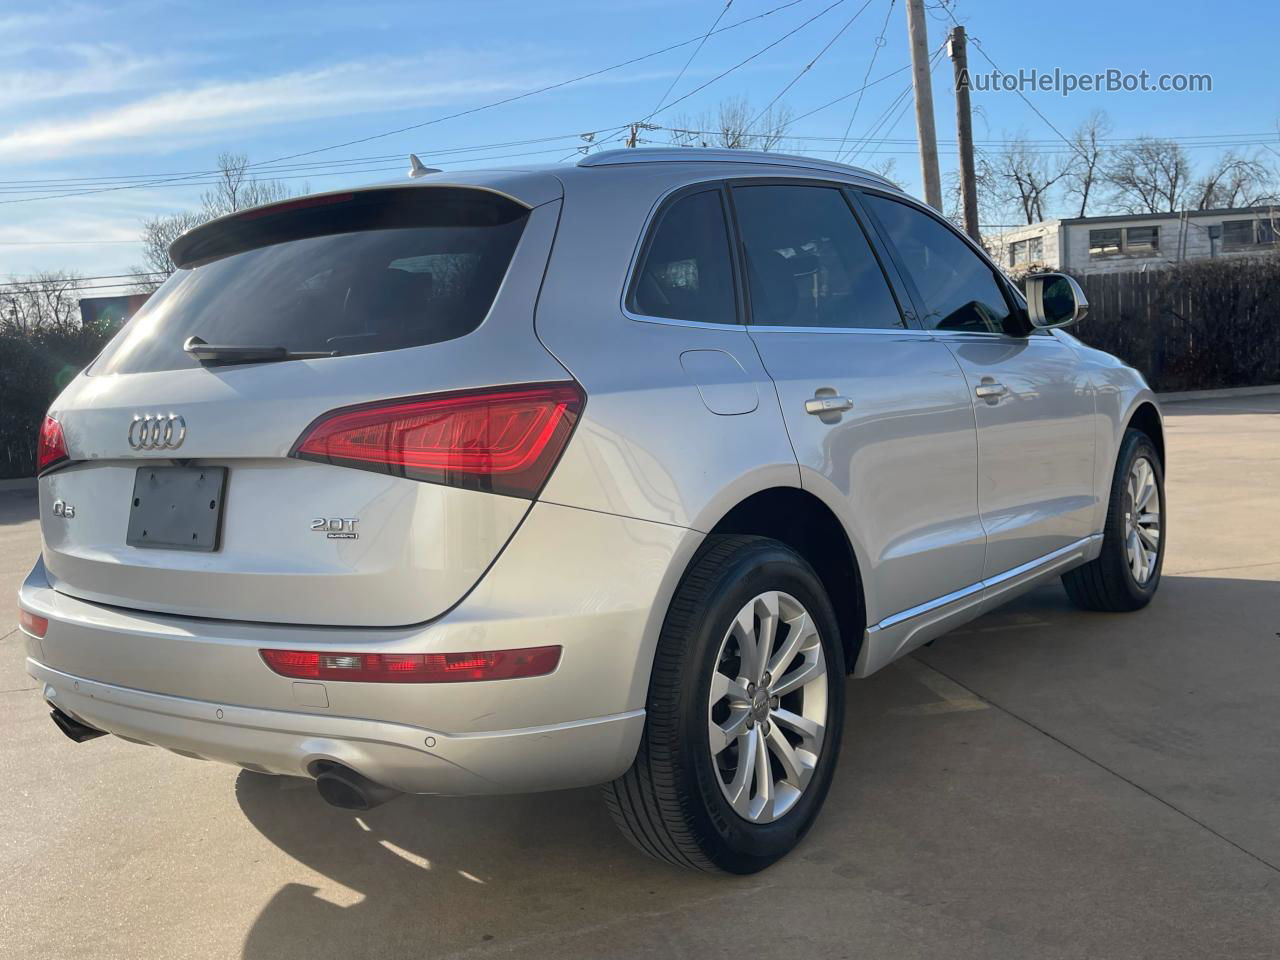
1;396;1278;959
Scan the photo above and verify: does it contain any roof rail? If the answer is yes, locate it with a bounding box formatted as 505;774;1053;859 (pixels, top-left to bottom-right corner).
576;147;898;187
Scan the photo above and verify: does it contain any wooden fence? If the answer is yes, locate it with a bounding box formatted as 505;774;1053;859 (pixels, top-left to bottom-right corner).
1029;257;1280;393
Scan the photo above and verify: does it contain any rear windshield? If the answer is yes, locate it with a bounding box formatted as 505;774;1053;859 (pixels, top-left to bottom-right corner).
92;188;529;375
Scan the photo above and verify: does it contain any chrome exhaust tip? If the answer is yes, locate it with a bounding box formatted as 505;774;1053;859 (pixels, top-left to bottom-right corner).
49;705;107;743
310;760;400;811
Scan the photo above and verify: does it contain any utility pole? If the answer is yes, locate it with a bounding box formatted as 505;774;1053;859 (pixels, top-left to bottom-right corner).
626;123;639;148
904;0;942;210
948;25;980;242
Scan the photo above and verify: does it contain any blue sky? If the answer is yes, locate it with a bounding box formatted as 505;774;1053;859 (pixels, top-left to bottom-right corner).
1;0;1277;283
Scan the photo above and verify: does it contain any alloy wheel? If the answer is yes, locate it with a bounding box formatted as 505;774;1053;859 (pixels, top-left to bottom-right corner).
1124;456;1161;584
707;591;829;824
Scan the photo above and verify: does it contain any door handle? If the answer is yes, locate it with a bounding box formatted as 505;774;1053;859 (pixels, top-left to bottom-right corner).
974;381;1008;401
804;395;854;415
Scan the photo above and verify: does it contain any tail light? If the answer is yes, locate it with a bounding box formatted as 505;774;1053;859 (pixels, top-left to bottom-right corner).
260;646;561;683
36;416;69;474
290;382;584;498
19;609;49;639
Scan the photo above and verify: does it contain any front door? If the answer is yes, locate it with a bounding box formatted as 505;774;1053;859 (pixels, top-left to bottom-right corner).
730;181;986;632
859;191;1097;578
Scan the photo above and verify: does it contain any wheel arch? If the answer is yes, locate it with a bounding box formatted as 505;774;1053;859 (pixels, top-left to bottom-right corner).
1127;400;1165;467
704;487;867;674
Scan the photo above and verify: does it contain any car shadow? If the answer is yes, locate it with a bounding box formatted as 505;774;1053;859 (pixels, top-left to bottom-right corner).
235;570;1279;959
234;770;744;960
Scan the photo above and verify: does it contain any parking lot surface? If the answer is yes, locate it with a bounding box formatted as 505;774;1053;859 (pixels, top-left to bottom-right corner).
2;395;1278;959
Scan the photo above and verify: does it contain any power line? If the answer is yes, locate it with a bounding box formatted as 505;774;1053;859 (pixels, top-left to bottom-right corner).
642;0;736;124
933;1;1082;161
0;0;816;207
841;44;941;163
845;81;915;164
0;121;1270;197
750;0;878;129
0;271;165;289
646;0;853;122
0;239;138;246
835;0;896;160
0;133;603;189
786;60;912;123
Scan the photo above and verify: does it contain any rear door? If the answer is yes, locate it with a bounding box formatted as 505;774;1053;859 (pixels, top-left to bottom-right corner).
40;184;573;626
859;190;1097;578
731;181;985;630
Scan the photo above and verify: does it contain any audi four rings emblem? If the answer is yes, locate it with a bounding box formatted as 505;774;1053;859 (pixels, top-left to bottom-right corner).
128;414;186;450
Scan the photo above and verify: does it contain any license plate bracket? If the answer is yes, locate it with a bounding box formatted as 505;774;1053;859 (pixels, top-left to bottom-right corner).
127;466;227;552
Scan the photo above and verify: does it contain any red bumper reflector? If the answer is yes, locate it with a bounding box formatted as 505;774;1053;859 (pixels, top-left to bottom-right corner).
19;609;49;639
259;646;561;683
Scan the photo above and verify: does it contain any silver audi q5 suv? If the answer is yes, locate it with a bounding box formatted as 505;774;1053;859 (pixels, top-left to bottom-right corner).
20;148;1165;873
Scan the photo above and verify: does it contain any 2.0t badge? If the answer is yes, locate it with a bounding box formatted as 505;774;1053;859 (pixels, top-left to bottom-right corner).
312;517;359;540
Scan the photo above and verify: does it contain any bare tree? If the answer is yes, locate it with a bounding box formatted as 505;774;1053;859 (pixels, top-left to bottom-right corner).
1188;152;1277;210
201;151;293;217
1105;137;1191;214
0;271;85;335
131;153;300;290
134;210;208;287
989;136;1069;224
667;97;793;152
945;146;1000;228
1063;110;1111;218
864;157;898;183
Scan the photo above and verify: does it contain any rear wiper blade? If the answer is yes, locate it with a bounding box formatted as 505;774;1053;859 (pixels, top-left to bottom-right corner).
183;335;337;366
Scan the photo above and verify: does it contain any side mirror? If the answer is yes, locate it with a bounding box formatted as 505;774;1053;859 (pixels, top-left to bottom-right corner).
1025;273;1088;329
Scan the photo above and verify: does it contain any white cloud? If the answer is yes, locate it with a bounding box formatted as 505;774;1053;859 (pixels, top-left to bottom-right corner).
0;54;553;159
0;43;183;110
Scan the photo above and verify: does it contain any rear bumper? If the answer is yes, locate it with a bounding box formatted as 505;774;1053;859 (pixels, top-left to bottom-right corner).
30;659;643;795
19;500;703;795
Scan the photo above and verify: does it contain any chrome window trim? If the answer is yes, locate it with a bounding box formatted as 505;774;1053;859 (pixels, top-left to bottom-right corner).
925;329;1060;343
622;309;747;331
745;324;934;338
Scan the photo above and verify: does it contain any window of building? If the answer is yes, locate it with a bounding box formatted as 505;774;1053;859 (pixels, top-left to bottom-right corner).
1088;229;1122;257
1222;218;1278;250
1125;226;1160;253
1009;236;1045;267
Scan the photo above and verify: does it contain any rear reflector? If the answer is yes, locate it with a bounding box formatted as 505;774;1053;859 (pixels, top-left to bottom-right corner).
260;646;561;683
19;609;49;639
291;383;584;499
36;416;69;474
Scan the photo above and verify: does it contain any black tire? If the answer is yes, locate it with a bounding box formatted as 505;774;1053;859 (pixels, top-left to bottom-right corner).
604;534;846;874
1062;427;1165;612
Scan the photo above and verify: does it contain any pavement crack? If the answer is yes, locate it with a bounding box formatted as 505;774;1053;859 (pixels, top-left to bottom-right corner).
915;656;1280;878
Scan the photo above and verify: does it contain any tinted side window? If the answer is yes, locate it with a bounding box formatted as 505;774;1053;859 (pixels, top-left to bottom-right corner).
732;185;903;329
629;189;738;325
862;193;1016;334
